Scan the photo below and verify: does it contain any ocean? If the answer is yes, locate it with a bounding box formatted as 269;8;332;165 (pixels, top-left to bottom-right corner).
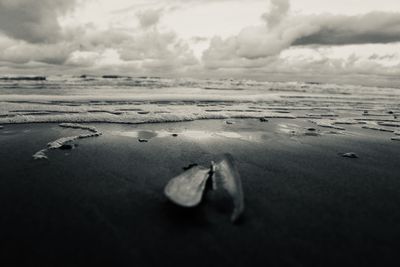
0;76;399;138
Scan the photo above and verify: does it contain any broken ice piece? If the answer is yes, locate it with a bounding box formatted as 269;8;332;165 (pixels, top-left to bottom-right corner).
211;154;244;222
164;166;211;207
341;152;359;158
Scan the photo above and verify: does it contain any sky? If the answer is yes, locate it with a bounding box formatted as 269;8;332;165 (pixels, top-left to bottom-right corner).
0;0;400;85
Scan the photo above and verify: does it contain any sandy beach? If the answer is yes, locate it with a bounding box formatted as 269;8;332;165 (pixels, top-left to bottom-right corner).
1;118;399;266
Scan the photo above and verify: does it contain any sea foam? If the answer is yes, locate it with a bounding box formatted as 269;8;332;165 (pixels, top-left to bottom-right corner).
1;76;399;141
33;123;102;160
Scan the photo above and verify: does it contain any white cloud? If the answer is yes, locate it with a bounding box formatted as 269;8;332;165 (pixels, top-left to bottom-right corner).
1;0;400;85
136;9;163;28
66;51;101;67
262;0;290;28
0;36;74;65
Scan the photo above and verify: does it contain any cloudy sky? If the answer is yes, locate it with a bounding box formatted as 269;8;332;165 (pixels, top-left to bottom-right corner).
1;0;400;85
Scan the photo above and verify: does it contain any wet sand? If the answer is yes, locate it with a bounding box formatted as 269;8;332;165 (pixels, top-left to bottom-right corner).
1;119;400;266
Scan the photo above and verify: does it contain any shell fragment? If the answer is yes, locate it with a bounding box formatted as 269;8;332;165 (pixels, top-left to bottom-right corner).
164;166;211;207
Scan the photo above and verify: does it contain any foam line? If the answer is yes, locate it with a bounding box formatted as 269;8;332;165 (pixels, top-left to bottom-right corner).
33;123;102;160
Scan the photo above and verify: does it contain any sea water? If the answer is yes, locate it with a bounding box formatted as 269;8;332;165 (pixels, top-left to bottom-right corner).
0;76;399;136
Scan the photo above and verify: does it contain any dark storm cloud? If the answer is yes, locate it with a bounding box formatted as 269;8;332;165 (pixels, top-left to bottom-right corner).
0;0;76;43
203;8;400;68
294;12;400;46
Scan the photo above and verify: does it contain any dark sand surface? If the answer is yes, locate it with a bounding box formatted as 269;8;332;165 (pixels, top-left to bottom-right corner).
1;119;400;266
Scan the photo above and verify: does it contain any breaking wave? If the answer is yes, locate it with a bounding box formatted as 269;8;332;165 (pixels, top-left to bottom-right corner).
1;76;399;141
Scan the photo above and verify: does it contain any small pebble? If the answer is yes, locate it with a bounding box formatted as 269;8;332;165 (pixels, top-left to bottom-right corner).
59;144;74;150
259;118;269;122
307;127;317;132
172;134;178;137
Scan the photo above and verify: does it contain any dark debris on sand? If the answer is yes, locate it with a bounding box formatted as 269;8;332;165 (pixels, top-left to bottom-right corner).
0;76;46;81
341;152;359;158
59;144;75;150
102;75;126;79
182;163;199;170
